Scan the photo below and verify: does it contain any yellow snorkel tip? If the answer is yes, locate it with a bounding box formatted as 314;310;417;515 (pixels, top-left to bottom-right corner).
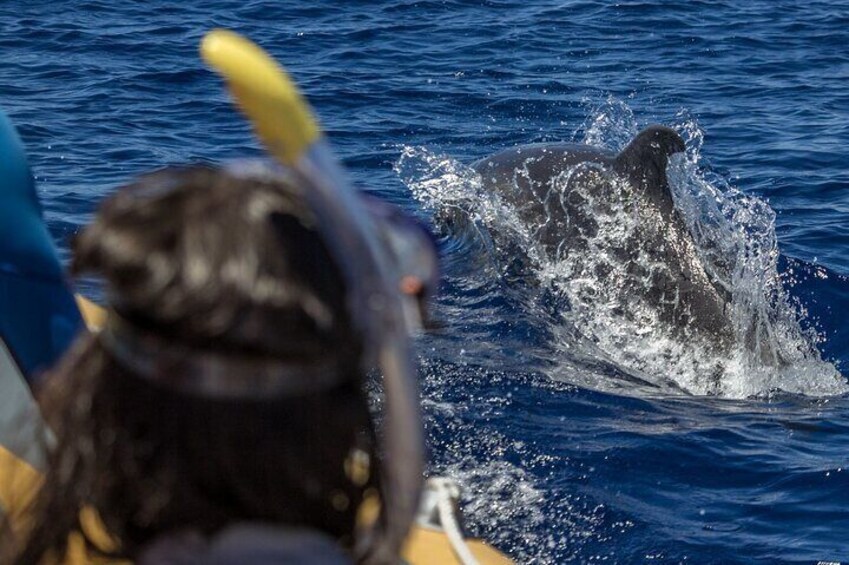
200;29;320;165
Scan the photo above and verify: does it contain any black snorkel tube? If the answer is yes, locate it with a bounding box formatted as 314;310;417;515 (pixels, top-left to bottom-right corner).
200;30;425;564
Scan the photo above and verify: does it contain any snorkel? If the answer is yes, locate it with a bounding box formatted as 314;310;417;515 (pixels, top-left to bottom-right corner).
200;30;426;564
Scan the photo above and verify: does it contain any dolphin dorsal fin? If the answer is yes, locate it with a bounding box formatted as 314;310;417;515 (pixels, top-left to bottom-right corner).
613;125;686;213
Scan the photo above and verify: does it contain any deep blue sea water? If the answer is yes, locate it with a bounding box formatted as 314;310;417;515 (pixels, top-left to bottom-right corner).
2;1;849;563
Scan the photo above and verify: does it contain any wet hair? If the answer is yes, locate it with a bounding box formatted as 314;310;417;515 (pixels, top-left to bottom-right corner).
10;166;380;563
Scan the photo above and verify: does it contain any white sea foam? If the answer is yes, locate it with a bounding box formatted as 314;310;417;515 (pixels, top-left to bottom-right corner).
429;435;607;564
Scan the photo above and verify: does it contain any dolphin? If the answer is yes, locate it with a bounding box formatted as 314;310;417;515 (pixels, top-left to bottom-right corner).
472;125;733;348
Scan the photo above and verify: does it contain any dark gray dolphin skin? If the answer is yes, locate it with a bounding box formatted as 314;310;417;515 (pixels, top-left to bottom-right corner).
473;126;733;347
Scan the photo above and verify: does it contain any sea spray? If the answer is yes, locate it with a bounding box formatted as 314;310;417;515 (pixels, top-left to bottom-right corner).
397;99;846;398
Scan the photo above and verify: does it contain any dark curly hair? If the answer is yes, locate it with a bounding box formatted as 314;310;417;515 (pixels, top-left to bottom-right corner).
9;166;380;563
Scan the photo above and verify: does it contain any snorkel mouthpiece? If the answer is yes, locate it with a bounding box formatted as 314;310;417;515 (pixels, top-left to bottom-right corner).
201;30;426;563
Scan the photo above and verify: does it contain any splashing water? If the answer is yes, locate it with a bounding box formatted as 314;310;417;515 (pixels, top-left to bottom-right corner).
396;99;847;399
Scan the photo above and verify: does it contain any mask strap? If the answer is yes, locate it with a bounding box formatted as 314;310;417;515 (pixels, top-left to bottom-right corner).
98;313;349;399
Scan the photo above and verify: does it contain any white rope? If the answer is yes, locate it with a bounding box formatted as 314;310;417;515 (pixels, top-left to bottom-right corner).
428;478;480;565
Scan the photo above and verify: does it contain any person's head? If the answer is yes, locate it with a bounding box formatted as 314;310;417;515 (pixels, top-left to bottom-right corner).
12;165;403;562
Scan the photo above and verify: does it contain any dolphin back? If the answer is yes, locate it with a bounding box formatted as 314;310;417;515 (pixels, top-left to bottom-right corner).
470;125;733;348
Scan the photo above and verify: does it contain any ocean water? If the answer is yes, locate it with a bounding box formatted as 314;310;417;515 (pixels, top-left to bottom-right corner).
2;1;849;563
